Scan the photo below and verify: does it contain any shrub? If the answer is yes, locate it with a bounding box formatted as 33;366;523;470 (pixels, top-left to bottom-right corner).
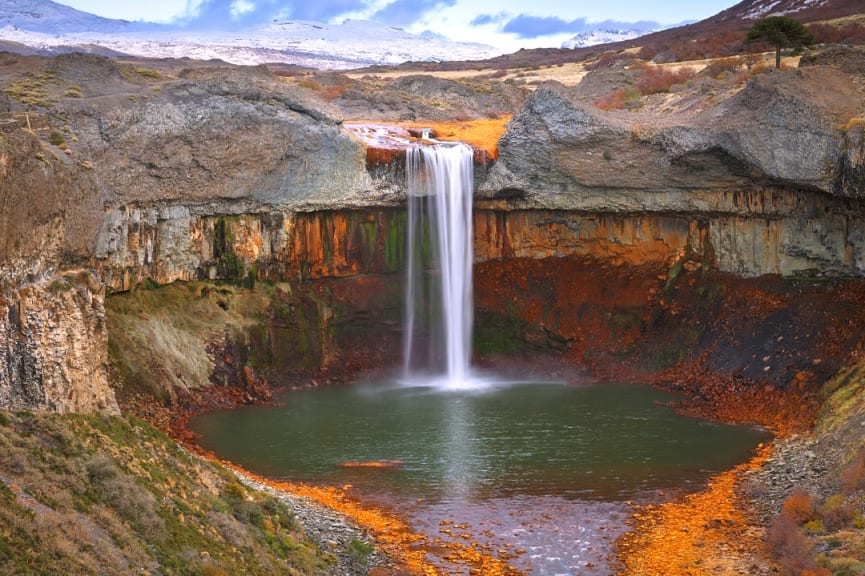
596;86;642;110
636;65;696;95
808;23;865;45
823;556;865;576
803;518;825;534
781;489;817;524
820;494;854;530
260;497;298;532
702;56;745;78
585;52;621;71
638;30;745;62
840;447;865;493
297;79;321;91
722;70;752;88
347;538;374;567
476;69;509;80
48;131;65;146
86;454;166;538
318;84;348;100
751;62;770;75
208;510;253;549
134;67;162;80
766;515;827;576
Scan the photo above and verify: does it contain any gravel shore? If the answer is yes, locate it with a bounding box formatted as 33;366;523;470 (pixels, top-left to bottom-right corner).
237;472;393;575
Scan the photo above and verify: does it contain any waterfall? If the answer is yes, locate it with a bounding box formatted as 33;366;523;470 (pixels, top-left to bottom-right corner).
403;142;474;386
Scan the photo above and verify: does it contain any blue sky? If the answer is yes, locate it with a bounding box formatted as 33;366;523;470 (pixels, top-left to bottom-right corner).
55;0;739;52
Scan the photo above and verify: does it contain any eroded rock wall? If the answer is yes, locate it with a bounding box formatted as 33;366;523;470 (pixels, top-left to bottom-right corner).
0;276;117;414
90;196;865;293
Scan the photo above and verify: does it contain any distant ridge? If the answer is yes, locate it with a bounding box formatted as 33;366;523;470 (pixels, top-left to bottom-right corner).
402;0;864;71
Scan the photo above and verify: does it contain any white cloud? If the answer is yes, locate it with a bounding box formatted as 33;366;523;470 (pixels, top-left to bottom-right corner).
230;0;256;19
184;0;206;21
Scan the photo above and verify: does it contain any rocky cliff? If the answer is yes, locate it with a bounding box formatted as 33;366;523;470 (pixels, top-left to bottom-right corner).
0;273;116;413
0;54;401;413
1;48;864;413
481;64;865;276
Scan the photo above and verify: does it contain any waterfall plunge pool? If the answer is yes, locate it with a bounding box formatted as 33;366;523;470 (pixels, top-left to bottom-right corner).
188;380;770;574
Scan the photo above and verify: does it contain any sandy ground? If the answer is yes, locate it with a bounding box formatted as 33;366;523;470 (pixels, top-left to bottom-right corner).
345;52;797;89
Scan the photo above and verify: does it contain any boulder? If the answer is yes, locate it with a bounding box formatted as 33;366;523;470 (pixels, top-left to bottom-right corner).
482;67;863;207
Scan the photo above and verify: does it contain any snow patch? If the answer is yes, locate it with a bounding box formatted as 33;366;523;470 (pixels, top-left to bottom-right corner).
741;0;829;20
561;28;653;49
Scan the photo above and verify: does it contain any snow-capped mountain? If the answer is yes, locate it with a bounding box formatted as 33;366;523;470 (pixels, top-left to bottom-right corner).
0;0;502;69
561;28;653;49
1;0;129;33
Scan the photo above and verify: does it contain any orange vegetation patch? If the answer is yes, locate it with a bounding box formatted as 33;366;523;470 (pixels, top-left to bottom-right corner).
344;117;510;167
408;116;511;160
617;447;772;576
657;355;824;437
337;459;404;469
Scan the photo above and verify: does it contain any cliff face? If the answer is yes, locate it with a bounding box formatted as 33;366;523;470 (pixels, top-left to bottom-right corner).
481;65;865;277
1;50;864;413
0;54;400;412
0;275;116;413
0;54;396;286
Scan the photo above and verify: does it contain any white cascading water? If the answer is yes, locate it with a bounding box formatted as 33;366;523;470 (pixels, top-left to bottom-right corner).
403;142;475;387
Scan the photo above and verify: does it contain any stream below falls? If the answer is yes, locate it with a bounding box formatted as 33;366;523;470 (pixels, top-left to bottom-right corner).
189;380;771;574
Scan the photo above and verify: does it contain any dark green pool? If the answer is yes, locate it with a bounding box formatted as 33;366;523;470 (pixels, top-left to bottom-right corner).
189;381;768;501
189;380;770;574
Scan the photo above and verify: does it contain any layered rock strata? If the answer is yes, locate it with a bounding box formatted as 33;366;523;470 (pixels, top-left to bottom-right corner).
1;52;864;413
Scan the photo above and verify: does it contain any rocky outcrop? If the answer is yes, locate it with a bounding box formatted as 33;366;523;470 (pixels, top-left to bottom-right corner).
0;54;400;286
484;66;860;203
481;66;865;276
93;208;410;290
0;55;400;413
714;66;860;193
0;274;117;414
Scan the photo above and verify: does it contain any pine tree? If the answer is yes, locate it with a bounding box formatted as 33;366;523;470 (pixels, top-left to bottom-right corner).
745;16;816;69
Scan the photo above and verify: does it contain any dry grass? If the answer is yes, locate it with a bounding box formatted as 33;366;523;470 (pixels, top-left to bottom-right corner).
1;70;57;108
343;49;800;93
106;281;265;398
0;411;328;576
345;61;589;89
138;314;214;390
